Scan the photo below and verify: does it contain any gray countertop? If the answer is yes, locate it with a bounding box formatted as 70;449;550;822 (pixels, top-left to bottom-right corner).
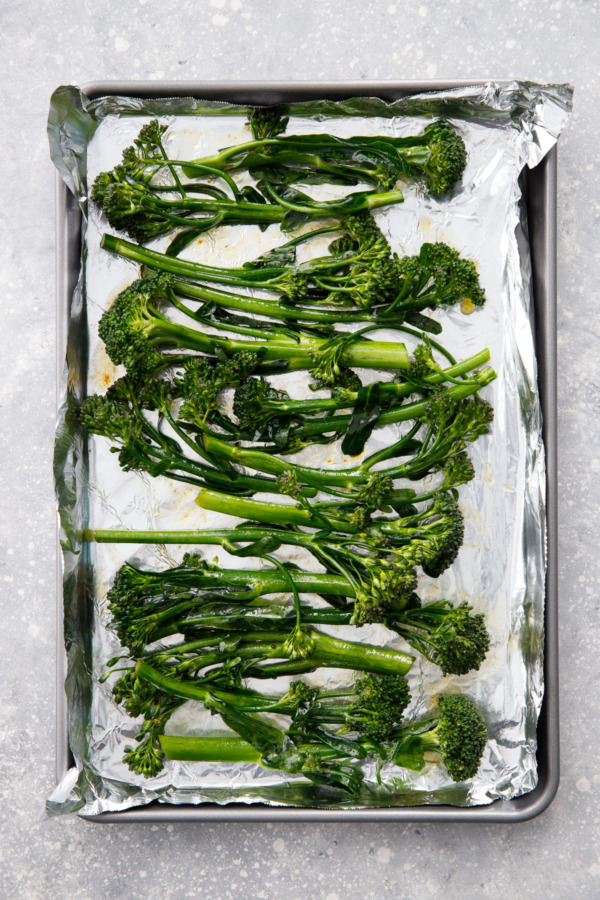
1;2;597;897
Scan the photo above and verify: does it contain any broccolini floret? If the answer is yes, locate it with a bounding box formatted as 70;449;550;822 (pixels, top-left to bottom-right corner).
183;117;467;195
411;121;468;196
388;598;490;676
393;694;487;782
247;106;290;140
344;673;412;742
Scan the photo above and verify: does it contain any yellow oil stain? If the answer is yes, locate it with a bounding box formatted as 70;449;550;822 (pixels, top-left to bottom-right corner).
89;345;123;393
460;298;477;315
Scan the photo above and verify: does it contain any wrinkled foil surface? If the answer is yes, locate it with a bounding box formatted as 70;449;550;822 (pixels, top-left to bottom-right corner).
47;82;572;816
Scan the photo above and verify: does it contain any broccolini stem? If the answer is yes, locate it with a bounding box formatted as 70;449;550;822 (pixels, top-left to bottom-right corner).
310;631;414;674
158;158;242;198
143;193;287;226
101;233;276;285
193;488;357;533
160;734;263;764
171;279;388;326
85;526;295;544
148;567;353;598
102;231;391;295
261;182;404;215
294;367;496;439
200;433;367;492
137;624;413;688
235;348;490;420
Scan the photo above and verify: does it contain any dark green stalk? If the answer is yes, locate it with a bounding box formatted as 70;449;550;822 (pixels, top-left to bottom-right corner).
170;278;426;327
85;526;299;544
83;519;423;551
179;122;467;196
137;627;414;679
229;349;490;422
96;178;404;243
293;368;496;440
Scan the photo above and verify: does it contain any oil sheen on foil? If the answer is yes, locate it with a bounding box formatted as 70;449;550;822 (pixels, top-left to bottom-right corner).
47;82;572;816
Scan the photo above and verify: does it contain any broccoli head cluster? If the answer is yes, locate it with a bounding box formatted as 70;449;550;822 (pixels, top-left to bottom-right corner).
98;274;175;377
419;122;468;196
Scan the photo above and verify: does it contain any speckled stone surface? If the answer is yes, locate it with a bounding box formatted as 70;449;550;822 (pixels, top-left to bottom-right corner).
1;1;597;897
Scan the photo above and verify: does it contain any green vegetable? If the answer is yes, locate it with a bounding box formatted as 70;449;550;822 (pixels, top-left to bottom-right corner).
109;646;486;787
79;370;293;497
105;555;489;676
96;271;410;382
91;117;465;245
105;630;415;786
100;217;485;317
85;111;493;798
115;116;466;199
392;694;488;781
157;690;487;787
91;120;405;244
199;387;493;491
87;486;470;628
230;343;490;448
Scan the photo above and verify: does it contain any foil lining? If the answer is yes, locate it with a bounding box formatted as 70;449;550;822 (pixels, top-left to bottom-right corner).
47;82;572;816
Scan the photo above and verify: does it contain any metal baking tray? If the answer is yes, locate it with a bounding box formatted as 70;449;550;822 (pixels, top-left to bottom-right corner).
55;81;559;822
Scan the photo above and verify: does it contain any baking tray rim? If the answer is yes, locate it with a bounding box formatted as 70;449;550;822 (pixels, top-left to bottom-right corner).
54;79;559;823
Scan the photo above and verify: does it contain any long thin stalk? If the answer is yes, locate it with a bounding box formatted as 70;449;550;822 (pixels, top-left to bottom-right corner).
160;734;262;764
193;489;357;533
293;368;496;439
234;349;490;420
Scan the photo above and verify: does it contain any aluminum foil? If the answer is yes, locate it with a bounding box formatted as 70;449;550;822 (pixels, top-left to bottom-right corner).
47;82;572;816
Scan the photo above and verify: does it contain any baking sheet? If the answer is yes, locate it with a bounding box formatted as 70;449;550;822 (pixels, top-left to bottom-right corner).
47;81;572;817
